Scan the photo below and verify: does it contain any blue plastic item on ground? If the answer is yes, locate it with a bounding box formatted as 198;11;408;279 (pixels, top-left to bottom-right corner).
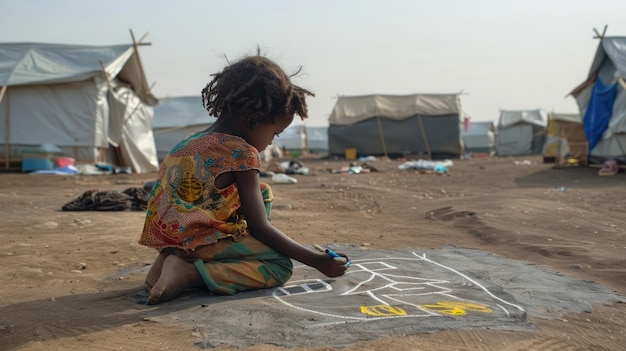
22;158;55;172
433;165;448;174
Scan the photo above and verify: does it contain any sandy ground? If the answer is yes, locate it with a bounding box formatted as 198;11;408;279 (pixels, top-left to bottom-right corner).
0;154;624;351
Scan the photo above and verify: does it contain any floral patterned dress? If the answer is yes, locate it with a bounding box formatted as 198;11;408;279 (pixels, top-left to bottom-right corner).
138;132;292;295
139;132;263;250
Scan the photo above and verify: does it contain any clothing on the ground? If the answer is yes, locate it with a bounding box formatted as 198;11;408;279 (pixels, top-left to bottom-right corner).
62;187;149;211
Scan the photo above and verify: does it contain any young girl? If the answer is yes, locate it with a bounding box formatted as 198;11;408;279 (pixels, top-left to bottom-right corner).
138;54;350;304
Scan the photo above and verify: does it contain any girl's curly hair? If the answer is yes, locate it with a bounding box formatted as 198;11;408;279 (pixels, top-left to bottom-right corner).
201;55;314;122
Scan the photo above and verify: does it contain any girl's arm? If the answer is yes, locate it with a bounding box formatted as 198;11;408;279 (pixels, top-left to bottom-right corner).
234;169;348;277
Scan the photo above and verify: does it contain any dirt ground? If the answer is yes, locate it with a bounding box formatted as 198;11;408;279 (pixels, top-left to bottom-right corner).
0;154;625;351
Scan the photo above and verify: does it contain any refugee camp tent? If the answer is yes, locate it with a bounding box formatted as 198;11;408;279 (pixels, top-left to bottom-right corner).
328;94;463;159
306;126;329;154
495;109;547;156
271;124;307;152
461;121;496;154
153;96;211;161
542;113;584;163
570;36;626;164
271;125;329;155
0;41;159;173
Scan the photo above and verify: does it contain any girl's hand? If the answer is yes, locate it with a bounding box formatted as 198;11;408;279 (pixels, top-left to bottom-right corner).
313;252;350;277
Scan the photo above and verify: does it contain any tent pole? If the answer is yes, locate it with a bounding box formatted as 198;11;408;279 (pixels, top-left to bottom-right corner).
0;85;8;169
129;29;150;102
593;25;608;40
376;117;388;158
416;116;432;159
122;100;143;127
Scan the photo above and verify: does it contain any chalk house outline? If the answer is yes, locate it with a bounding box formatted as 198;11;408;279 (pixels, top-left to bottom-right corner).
272;251;525;327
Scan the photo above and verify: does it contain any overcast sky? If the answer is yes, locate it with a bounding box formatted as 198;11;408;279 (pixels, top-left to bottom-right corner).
2;0;626;126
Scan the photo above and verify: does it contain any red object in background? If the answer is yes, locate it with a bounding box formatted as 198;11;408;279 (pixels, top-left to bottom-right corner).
464;117;470;132
56;157;75;168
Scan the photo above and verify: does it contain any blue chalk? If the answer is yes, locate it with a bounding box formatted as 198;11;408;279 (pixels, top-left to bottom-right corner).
325;248;351;267
324;248;341;258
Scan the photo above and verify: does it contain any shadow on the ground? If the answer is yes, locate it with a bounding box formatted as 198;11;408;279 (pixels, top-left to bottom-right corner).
0;284;258;350
0;288;150;349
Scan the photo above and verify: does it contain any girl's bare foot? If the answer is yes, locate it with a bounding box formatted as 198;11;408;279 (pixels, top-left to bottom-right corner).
144;251;169;292
147;255;204;305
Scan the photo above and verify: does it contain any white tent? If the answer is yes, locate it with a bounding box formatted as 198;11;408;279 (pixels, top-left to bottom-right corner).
153;96;212;161
271;124;307;152
495;109;547;156
570;36;626;164
328;94;464;159
306;126;329;153
462;121;495;154
0;41;159;173
270;124;329;154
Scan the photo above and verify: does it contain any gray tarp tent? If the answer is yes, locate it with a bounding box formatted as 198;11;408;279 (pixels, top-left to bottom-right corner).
153;96;211;161
461;121;495;154
0;41;159;173
495;109;547;156
570;36;626;164
328;94;463;159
